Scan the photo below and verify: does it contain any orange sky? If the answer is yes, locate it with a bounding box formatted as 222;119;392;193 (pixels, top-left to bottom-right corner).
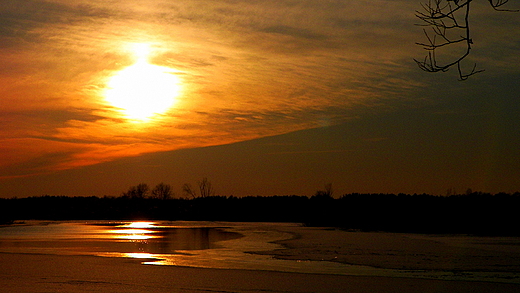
1;0;519;197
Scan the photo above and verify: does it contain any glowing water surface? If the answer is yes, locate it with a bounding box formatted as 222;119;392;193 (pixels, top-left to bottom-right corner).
0;221;519;284
0;221;386;276
0;221;243;257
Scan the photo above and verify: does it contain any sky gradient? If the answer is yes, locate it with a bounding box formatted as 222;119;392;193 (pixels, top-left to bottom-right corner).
1;0;519;198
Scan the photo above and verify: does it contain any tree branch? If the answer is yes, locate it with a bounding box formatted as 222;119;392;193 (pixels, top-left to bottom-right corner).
415;0;516;80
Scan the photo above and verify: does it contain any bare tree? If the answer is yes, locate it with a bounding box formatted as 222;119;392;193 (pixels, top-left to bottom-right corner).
312;183;334;199
324;183;334;198
182;183;197;198
135;183;149;198
122;183;149;199
151;182;173;200
198;177;215;198
415;0;517;80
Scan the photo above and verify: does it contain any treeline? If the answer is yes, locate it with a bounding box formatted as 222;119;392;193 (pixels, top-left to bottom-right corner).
1;192;519;236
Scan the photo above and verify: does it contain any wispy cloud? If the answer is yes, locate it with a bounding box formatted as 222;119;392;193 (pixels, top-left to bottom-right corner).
0;0;518;181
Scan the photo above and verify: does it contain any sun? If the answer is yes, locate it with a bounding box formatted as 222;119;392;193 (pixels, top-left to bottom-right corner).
105;44;181;121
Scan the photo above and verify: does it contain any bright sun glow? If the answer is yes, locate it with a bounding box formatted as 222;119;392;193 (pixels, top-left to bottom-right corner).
105;43;181;121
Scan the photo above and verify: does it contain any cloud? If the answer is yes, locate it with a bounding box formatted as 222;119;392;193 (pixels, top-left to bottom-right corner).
0;137;88;178
261;25;327;40
0;0;518;181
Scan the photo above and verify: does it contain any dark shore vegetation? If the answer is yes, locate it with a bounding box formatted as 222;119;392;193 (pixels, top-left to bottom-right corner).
1;191;519;236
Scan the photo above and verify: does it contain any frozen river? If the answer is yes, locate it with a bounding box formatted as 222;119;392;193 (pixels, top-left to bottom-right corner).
1;221;519;284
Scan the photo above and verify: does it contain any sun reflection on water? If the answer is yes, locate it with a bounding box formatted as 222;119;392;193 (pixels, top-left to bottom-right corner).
123;222;156;229
99;221;247;266
109;222;160;240
112;231;156;240
124;252;158;259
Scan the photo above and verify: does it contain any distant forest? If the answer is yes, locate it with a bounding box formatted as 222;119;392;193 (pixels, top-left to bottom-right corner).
1;192;519;236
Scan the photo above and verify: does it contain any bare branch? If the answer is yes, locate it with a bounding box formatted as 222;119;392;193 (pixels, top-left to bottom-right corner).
182;183;197;198
488;0;519;11
414;0;516;80
198;177;215;198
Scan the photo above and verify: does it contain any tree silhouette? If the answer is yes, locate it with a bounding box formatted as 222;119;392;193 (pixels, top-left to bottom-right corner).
182;178;215;198
312;183;334;199
122;183;149;199
151;182;173;200
198;177;215;198
3;192;520;235
182;183;197;198
415;0;517;80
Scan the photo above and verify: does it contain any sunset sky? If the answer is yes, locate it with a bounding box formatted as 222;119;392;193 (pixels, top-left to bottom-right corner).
1;0;519;198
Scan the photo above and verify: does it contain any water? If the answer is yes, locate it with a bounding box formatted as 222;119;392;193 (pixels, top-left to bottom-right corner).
0;221;245;256
1;221;519;284
0;220;384;276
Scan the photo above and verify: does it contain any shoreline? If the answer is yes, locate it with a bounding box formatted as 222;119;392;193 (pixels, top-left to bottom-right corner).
246;224;520;284
2;221;520;291
2;252;520;293
255;225;520;270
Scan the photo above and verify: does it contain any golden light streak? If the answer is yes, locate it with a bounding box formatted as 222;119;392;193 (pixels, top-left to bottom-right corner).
109;222;159;240
123;222;156;229
109;228;158;240
124;253;158;259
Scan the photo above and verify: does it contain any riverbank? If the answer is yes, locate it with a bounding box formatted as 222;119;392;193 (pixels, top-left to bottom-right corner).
3;252;520;293
257;225;520;272
2;221;520;291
